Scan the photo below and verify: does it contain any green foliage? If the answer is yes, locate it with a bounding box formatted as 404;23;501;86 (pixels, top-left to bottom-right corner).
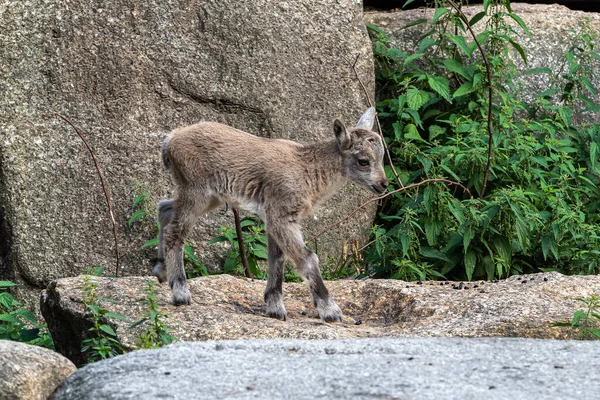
80;277;128;362
128;182;151;228
0;281;54;349
132;280;178;348
555;295;600;340
209;216;268;279
366;1;600;281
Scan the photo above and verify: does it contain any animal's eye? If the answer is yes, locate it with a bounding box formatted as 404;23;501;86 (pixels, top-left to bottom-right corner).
358;159;370;167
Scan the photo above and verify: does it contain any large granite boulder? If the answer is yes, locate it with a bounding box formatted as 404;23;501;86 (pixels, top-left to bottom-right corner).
49;337;600;400
0;0;375;305
365;3;600;122
41;272;599;365
0;340;76;400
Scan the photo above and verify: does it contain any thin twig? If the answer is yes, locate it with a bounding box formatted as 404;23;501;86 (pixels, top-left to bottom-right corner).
447;0;494;199
306;178;471;244
350;55;405;189
232;207;252;279
56;113;121;277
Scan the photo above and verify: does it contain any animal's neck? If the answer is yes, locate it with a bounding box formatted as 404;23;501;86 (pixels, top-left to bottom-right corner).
299;139;346;199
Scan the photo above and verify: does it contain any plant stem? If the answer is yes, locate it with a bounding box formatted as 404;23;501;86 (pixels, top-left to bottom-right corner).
447;0;495;199
56;114;121;276
232;207;252;279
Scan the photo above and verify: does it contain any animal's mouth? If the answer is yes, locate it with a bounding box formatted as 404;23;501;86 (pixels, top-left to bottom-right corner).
370;184;387;195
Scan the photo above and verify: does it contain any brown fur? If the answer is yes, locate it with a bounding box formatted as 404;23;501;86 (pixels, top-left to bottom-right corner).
154;108;387;322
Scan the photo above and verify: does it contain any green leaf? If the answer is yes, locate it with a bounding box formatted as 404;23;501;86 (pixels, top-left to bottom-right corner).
447;34;470;56
420;247;451;262
572;310;587;327
141;237;158;249
463;228;475;253
423;185;435;215
0;281;18;288
443;59;472;80
427;75;451;102
400;234;411;258
428;125;446;141
541;236;559;261
132;193;149;209
432;7;450;24
128;210;147;227
464;250;477;281
590;142;599;173
240;219;255;228
508;37;527;64
403;52;426;66
404;124;426;143
559;108;573;128
105;312;131;322
493;235;511;264
406;88;430;110
208;236;230;245
452;81;475;99
469;11;486;27
100;324;117;336
507;12;531;36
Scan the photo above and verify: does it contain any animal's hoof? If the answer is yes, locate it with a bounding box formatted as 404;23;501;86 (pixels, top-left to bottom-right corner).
153;263;167;283
266;308;287;321
172;286;192;306
317;299;343;323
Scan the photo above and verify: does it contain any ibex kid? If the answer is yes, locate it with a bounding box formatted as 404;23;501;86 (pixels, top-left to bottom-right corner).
154;107;387;322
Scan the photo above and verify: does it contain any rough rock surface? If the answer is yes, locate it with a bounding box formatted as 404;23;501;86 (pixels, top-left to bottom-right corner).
0;340;76;400
41;272;599;365
50;337;600;400
365;3;600;122
0;0;375;302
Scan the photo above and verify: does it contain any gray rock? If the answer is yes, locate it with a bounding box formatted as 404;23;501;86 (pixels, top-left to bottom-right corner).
0;0;375;304
41;272;599;365
50;337;600;400
0;340;76;400
365;3;600;122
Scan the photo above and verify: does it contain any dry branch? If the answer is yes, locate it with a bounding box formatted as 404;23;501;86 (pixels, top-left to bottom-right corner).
56;113;121;276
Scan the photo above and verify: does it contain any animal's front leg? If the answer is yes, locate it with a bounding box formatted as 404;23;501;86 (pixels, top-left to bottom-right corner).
270;222;343;322
264;234;287;320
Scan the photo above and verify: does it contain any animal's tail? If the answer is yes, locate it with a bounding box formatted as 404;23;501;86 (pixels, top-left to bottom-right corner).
162;133;172;170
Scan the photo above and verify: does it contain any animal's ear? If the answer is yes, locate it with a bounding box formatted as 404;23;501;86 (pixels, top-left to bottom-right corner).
334;119;351;149
355;107;376;130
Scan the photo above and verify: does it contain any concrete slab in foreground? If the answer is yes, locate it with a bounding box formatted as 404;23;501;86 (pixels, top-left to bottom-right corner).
51;337;599;399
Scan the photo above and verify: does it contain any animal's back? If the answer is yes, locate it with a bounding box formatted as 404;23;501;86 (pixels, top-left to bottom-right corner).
163;121;302;190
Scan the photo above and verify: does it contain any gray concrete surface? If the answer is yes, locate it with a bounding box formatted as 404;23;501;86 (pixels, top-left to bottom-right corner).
51;337;599;399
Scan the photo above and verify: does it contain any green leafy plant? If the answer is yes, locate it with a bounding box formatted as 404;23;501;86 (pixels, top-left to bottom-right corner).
0;281;54;349
128;181;152;228
131;280;178;348
364;0;600;281
555;295;600;340
209;216;268;279
80;276;128;362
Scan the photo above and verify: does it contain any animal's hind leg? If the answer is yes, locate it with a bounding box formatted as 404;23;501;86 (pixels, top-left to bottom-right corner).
153;199;175;283
264;234;286;320
164;191;207;305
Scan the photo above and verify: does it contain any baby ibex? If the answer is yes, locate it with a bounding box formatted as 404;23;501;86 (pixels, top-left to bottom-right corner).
154;107;387;322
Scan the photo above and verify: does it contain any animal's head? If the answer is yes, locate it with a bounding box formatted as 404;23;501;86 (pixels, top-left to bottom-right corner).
334;107;388;194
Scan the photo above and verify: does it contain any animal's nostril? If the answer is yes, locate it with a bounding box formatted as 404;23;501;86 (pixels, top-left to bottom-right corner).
381;179;389;189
